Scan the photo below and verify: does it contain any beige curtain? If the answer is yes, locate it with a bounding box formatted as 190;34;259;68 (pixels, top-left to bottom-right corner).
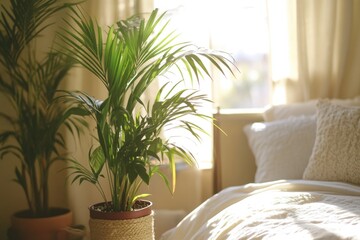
267;0;360;104
64;0;154;229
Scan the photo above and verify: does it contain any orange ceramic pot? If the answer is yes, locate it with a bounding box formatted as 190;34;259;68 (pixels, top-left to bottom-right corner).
8;208;73;240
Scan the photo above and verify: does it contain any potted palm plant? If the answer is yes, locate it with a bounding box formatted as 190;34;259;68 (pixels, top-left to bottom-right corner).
62;7;234;240
0;0;85;239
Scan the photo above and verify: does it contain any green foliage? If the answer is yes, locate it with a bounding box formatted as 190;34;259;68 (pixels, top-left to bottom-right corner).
62;7;234;212
0;0;85;217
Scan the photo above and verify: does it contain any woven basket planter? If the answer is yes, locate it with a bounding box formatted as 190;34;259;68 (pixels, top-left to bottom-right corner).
89;200;154;240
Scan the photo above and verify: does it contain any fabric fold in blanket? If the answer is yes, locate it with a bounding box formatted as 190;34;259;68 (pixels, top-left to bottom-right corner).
161;180;360;240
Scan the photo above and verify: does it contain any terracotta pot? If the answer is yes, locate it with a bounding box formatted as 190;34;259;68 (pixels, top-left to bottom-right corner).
8;208;73;240
89;200;154;240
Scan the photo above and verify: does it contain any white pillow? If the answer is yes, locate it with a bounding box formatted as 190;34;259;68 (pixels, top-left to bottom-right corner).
263;100;317;122
264;97;360;122
303;100;360;185
244;115;317;183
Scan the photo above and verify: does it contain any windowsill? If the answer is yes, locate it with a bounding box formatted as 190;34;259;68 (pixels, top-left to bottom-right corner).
213;108;265;115
159;161;213;171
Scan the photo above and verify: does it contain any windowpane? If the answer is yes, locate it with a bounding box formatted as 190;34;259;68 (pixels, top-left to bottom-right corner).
154;0;270;168
155;0;270;109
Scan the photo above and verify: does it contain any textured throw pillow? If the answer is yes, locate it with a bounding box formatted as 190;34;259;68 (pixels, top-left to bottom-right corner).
244;115;317;183
303;100;360;185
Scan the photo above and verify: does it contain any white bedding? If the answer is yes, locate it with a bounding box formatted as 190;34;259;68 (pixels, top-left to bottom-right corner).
161;180;360;240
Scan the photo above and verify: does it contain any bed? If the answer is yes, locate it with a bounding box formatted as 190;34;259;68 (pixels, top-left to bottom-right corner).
161;98;360;240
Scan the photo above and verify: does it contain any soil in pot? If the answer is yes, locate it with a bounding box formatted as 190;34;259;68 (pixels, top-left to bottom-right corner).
89;200;152;220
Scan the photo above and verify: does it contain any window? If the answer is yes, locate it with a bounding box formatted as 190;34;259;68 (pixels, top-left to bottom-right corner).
154;0;270;168
155;0;270;110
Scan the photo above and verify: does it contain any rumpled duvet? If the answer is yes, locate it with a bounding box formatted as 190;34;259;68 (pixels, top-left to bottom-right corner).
161;180;360;240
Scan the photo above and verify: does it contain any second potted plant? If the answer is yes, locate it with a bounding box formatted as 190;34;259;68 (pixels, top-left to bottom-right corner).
0;0;85;239
62;7;234;240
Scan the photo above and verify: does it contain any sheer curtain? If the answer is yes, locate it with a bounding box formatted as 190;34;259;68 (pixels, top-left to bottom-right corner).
64;0;154;228
267;0;360;104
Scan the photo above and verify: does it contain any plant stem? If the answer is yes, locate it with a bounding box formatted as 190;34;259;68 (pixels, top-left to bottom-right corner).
42;157;49;215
